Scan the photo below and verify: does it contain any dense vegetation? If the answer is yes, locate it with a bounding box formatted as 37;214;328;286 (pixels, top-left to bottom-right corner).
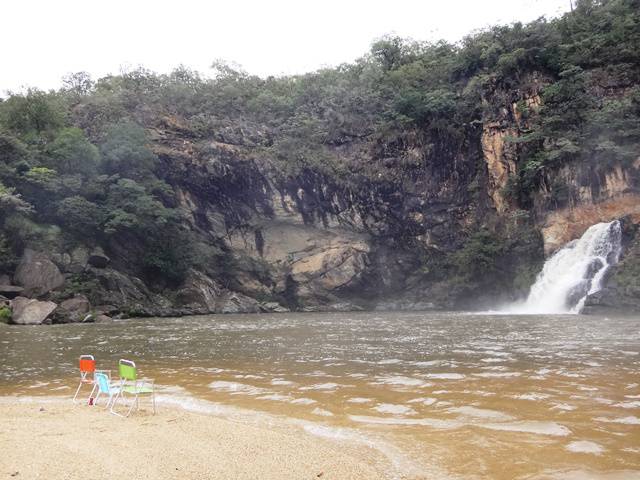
0;0;638;306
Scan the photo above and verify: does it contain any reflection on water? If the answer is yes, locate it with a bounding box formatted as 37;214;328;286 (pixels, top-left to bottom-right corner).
1;311;639;479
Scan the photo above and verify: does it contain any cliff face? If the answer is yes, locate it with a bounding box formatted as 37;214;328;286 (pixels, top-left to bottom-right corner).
5;70;639;319
145;119;485;313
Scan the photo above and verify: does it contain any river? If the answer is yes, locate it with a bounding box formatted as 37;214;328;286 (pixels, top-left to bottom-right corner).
1;311;639;479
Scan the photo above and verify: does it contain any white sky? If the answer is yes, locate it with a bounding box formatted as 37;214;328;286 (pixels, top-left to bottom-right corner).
1;0;571;94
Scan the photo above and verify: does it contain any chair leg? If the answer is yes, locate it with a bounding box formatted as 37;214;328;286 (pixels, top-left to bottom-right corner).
72;381;83;404
105;393;115;409
152;390;156;415
93;389;101;407
125;394;137;417
110;389;124;417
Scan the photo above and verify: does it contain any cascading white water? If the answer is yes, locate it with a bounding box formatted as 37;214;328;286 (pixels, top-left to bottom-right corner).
507;220;622;314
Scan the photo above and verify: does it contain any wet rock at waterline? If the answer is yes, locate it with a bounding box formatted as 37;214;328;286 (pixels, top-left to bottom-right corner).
9;297;57;325
217;292;261;314
260;302;290;313
51;295;92;324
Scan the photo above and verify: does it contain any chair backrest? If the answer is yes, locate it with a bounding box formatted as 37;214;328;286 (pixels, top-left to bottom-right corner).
79;355;96;374
118;359;137;381
95;372;111;394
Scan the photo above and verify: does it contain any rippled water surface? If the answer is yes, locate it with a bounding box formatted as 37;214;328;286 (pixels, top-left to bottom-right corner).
1;311;639;479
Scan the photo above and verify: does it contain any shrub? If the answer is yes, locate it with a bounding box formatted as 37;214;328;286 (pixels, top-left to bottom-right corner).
0;306;11;323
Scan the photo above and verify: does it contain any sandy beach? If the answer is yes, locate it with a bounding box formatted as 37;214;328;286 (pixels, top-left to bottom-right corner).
0;399;389;480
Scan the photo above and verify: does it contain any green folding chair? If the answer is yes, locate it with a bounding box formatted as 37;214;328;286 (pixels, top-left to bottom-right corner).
110;359;156;417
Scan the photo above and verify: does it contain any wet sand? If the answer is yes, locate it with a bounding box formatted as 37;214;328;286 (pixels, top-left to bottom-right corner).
0;399;390;480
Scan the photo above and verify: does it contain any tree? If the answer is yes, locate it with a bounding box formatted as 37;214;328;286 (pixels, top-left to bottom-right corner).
100;121;156;178
370;36;408;71
61;71;94;98
0;89;66;138
103;178;175;234
46;127;100;175
55;196;104;234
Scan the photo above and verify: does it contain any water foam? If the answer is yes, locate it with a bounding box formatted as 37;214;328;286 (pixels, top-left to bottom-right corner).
208;381;267;395
478;421;571;436
566;441;605;455
373;404;417;416
448;406;514;421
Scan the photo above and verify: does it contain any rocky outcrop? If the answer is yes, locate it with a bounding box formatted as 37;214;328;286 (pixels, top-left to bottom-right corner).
10;297;57;325
541;194;640;255
174;269;263;314
84;267;158;316
13;249;65;297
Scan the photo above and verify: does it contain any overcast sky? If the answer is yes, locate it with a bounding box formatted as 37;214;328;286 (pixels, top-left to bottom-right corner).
1;0;572;94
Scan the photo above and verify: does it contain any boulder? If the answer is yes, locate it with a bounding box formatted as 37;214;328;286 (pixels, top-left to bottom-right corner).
88;247;110;268
52;295;91;323
13;249;65;297
0;285;24;299
10;297;57;325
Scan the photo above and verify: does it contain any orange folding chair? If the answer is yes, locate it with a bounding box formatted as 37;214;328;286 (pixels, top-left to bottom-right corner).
73;354;96;404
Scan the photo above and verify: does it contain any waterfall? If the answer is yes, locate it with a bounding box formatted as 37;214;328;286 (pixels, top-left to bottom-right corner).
507;220;622;314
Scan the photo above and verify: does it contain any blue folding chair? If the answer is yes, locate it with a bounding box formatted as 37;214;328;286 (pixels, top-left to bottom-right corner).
89;372;120;409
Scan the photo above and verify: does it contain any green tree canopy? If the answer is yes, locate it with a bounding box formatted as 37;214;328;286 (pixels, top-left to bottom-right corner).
100;121;156;178
46;127;100;175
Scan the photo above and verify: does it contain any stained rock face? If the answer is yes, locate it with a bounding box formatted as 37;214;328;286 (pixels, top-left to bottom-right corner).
10;297;57;325
13;249;65;297
481;122;518;213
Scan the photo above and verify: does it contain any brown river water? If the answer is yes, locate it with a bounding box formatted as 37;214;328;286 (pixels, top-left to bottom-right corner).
1;311;639;479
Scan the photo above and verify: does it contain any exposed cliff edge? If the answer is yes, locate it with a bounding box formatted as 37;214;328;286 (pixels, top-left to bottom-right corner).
0;0;639;322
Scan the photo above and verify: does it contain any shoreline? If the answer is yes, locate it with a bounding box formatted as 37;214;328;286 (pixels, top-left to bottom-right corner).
0;396;404;480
